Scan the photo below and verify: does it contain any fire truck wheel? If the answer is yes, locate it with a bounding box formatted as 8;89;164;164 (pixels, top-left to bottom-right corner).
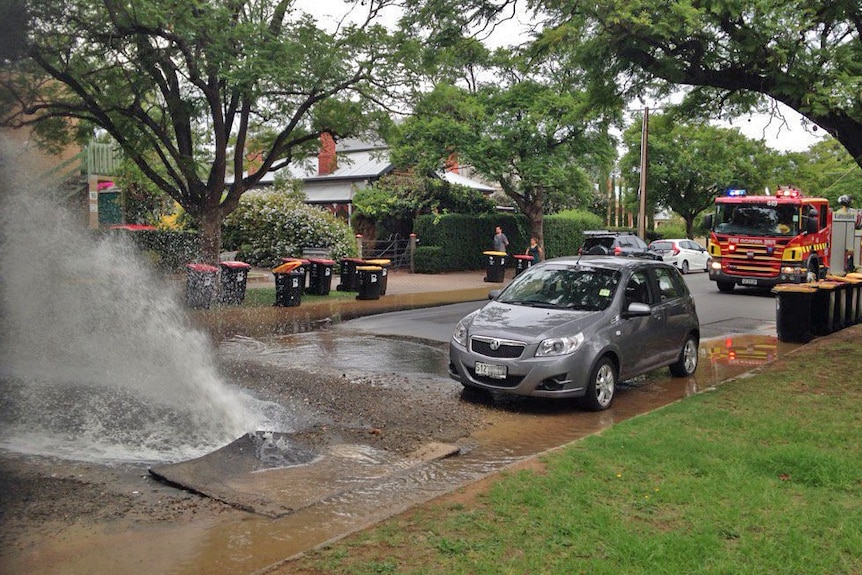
717;280;735;293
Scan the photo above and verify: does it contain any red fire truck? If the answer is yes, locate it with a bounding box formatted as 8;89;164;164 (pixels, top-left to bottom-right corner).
703;186;832;292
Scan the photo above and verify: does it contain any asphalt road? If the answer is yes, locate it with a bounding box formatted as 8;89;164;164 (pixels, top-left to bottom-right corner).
339;271;777;342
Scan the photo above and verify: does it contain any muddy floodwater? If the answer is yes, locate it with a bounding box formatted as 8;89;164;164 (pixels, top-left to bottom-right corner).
1;328;795;575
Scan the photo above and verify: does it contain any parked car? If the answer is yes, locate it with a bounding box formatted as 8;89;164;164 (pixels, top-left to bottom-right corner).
579;231;663;260
449;256;700;410
648;239;709;274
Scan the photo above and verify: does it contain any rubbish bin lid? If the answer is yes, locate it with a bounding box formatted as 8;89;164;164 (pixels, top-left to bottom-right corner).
514;254;533;260
272;261;302;273
186;263;219;272
356;266;382;271
221;261;251;269
483;251;507;256
342;257;365;262
847;273;862;280
364;259;391;265
813;281;839;290
772;284;816;294
308;258;336;265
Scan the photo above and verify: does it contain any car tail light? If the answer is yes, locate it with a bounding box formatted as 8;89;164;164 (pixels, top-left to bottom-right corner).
614;246;622;255
673;247;680;256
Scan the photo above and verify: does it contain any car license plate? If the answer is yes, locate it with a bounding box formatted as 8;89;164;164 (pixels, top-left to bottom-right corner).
741;278;758;286
475;361;507;379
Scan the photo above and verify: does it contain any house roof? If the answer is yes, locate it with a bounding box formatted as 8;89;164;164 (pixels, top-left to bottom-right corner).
231;138;494;202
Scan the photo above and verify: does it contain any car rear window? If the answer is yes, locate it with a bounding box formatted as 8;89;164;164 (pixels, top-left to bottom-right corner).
583;237;614;249
651;241;673;250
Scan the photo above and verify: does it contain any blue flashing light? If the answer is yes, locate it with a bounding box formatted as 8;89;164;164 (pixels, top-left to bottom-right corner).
725;188;747;197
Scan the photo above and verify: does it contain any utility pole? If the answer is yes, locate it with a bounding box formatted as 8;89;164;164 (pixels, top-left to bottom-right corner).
638;107;649;239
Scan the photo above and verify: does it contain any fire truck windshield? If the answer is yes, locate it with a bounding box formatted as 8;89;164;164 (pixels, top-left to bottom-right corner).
714;204;799;236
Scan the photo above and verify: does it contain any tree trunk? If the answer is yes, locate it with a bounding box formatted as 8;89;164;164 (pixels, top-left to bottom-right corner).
198;206;222;266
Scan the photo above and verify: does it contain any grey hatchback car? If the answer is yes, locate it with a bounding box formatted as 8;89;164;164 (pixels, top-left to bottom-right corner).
449;256;700;410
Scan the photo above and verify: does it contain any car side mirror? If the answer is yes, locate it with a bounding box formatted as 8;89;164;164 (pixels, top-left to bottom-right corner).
623;302;651;317
488;289;501;300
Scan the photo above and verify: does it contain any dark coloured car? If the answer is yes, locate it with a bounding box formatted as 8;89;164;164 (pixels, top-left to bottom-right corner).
579;231;663;260
449;256;700;410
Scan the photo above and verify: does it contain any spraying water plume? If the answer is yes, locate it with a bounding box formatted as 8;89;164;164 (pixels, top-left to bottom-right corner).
0;140;269;463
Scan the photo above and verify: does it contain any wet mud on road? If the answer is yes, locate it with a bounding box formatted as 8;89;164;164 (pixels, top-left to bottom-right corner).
0;330;795;575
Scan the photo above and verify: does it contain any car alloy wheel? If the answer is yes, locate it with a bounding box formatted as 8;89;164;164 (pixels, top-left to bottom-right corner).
581;357;616;411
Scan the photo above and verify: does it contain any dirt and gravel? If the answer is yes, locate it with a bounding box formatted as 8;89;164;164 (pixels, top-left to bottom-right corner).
0;341;489;565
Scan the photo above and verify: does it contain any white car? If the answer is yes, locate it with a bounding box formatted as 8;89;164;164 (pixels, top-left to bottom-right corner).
648;239;709;274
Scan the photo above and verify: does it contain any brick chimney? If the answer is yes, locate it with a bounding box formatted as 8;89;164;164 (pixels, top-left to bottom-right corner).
445;152;460;174
318;132;337;176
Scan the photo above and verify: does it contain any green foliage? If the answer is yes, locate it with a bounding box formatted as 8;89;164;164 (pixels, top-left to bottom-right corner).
653;222;689;241
222;190;357;267
108;228;200;272
543;209;605;258
539;0;862;170
411;209;602;271
413;246;444;274
620;114;775;237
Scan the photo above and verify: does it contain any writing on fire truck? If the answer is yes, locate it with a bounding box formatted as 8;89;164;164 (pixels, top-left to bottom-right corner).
702;186;831;293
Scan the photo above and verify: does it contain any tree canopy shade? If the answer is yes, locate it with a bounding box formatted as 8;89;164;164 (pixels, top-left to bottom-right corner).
1;0;413;262
620;115;773;239
539;0;862;169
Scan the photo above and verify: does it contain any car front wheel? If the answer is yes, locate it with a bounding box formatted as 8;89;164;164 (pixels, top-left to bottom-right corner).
669;335;699;377
580;357;616;411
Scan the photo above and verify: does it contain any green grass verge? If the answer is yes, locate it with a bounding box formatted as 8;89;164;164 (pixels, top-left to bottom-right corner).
289;331;862;574
240;287;356;307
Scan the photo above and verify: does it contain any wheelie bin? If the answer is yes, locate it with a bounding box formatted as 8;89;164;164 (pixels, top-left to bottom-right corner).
337;258;365;291
307;258;336;295
810;281;840;335
356;265;383;300
483;251;507;283
272;261;304;307
364;259;391;295
219;261;252;305
772;284;816;343
281;258;310;293
185;263;219;309
514;254;534;276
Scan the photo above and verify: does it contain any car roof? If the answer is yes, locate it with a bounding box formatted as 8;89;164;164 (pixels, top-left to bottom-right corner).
540;255;674;272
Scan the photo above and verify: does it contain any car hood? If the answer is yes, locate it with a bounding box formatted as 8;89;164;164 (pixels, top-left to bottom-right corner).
468;301;607;341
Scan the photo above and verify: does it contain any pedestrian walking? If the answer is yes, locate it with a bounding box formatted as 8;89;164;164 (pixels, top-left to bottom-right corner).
526;236;544;262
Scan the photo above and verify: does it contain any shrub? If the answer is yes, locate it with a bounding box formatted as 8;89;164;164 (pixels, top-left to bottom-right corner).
413;246;444;273
108;228;200;272
222;190;357;267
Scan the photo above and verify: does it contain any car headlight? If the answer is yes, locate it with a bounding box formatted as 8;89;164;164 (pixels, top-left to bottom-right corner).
535;333;585;357
452;311;478;347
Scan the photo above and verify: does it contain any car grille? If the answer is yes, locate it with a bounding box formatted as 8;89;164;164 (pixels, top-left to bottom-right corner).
470;336;525;359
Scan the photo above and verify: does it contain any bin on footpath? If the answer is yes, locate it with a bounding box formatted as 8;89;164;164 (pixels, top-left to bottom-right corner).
848;272;862;322
364;259;391;295
219;261;251;305
810;281;839;336
272;261;304;307
824;276;848;331
281;258;310;292
772;284;816;343
514;254;534;276
828;274;862;327
307;258;336;295
337;258;365;291
483;251;507;282
185;263;219;309
356;265;383;300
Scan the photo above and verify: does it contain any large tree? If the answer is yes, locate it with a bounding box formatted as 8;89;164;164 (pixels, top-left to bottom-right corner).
1;0;412;262
405;1;862;167
390;45;616;248
620;114;774;238
540;0;862;169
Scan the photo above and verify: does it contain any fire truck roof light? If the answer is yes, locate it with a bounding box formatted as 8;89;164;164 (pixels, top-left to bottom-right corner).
725;188;746;197
776;187;800;198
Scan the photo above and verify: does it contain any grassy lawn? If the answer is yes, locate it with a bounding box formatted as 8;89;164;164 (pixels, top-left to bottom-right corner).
240;287;356;307
285;327;862;574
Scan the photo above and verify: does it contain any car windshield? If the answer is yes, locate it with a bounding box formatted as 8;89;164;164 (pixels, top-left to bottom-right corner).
497;266;621;311
714;204;800;236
